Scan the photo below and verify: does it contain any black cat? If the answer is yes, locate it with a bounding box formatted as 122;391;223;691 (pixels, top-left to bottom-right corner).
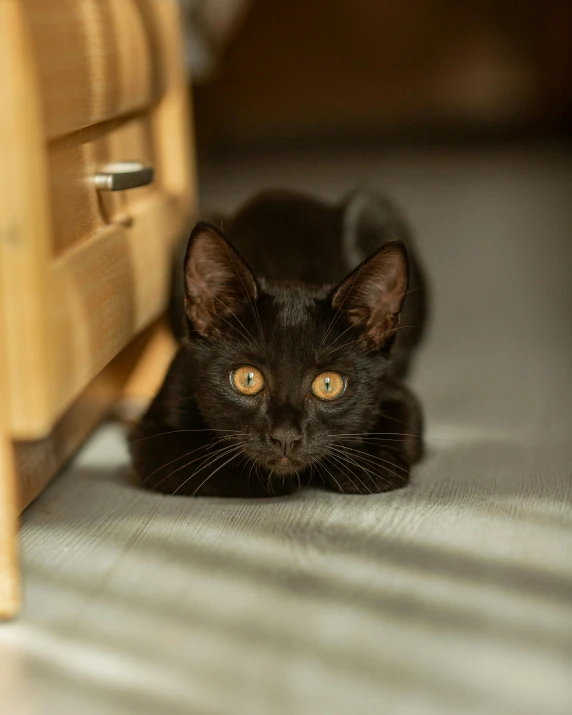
130;190;428;497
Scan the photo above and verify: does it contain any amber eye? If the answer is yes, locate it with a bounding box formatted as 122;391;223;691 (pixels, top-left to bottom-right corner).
231;366;265;395
311;371;346;401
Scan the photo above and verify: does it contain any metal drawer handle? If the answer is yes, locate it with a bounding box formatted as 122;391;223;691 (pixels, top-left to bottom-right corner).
93;161;154;191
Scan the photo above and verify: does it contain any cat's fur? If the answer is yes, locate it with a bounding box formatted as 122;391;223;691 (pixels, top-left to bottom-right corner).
130;190;428;497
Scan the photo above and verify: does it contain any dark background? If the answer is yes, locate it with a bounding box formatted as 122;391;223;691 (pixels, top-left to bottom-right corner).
192;0;572;157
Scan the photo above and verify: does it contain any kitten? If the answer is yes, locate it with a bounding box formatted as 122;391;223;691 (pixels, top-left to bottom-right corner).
130;190;428;497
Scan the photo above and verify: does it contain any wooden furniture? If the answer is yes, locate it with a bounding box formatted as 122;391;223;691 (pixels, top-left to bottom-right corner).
0;0;195;618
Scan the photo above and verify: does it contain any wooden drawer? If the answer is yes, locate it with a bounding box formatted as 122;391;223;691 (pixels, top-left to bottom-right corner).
0;0;195;439
23;0;166;141
49;114;159;255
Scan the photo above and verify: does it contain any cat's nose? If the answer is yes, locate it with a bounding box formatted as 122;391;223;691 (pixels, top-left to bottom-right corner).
269;426;302;456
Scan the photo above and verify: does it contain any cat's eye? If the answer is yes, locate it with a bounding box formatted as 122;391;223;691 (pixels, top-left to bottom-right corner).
231;366;265;395
311;371;346;401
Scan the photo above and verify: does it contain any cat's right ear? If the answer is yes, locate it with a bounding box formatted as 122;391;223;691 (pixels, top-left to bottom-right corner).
330;240;409;350
183;222;258;337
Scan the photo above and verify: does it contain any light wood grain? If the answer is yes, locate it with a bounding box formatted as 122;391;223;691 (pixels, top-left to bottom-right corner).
22;0;166;141
15;322;163;511
0;0;195;440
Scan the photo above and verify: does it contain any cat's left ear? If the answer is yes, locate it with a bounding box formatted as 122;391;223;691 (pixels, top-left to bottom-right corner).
183;222;258;336
331;240;409;349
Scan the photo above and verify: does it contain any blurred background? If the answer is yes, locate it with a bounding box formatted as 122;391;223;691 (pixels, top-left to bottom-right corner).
185;0;572;154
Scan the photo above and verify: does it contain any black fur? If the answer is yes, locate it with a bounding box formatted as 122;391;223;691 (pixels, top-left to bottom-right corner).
130;190;428;497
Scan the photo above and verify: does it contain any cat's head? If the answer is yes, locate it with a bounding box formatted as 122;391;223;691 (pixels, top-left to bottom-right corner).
182;222;409;477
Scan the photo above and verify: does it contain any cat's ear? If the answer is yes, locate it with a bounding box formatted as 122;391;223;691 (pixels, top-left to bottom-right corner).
183;222;258;336
331;240;409;349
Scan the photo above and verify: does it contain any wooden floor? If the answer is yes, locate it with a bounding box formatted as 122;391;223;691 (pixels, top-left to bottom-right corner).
1;141;572;715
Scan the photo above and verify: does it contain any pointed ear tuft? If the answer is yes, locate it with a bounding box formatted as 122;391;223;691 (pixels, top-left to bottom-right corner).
332;240;409;349
183;222;258;336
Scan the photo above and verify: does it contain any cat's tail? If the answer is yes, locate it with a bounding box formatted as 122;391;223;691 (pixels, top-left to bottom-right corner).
341;189;415;267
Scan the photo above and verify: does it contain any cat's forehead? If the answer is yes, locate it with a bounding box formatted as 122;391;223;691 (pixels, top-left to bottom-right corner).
245;282;345;367
259;279;331;330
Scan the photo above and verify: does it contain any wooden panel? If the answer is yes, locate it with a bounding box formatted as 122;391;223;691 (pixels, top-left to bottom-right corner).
3;186;189;439
23;0;166;141
47;193;188;424
15;322;162;511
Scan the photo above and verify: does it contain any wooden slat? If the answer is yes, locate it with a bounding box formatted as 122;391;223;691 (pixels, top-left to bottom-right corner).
23;0;166;141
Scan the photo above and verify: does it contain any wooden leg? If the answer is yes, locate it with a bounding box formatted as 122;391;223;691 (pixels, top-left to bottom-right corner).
0;425;20;619
0;259;21;617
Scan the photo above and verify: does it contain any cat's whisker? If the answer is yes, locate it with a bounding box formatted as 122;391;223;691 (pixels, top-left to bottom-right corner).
318;457;346;493
205;433;249;450
313;461;327;488
331;444;409;476
132;428;245;444
333;446;403;485
331;431;453;444
377;409;417;428
148;443;246;491
334;435;412;443
328;448;394;489
152;442;247;491
330;431;422;440
266;468;276;496
169;442;246;495
326;450;373;493
331;437;409;455
255;462;265;491
186;449;244;497
140;434;239;484
244;456;260;495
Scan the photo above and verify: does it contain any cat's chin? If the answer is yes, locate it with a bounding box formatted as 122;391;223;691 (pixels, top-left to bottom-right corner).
264;455;306;477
